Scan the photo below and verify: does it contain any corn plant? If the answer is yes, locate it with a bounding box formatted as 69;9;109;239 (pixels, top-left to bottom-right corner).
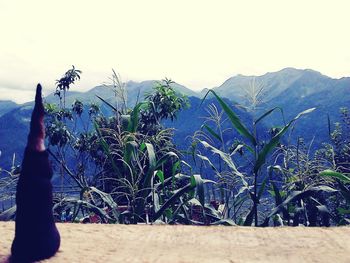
198;89;315;225
319;170;350;225
94;94;214;224
264;160;337;226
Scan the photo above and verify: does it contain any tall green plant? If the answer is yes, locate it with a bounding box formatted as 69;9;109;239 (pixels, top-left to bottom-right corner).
319;170;350;225
200;89;315;226
94;97;214;224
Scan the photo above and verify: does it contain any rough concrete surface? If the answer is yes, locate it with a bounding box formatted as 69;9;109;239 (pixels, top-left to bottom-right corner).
1;222;349;263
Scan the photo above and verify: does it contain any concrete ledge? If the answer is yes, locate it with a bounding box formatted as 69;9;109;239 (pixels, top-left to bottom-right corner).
1;222;350;263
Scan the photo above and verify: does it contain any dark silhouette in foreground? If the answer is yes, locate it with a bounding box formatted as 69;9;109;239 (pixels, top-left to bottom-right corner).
11;84;60;262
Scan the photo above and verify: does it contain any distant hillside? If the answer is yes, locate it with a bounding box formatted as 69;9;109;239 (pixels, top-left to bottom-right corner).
168;96;253;148
0;101;18;117
211;68;331;105
44;80;200;107
0;80;198;168
0;68;349;169
210;68;349;145
0;105;32;168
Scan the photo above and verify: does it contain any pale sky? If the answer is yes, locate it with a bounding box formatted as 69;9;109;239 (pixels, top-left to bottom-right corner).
1;0;350;103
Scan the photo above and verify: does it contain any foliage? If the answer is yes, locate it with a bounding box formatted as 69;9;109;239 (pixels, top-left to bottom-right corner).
192;96;350;226
263;141;337;227
0;154;20;219
55;65;82;108
316;107;350;174
43;70;217;224
194;89;315;226
1;68;349;227
139;78;189;135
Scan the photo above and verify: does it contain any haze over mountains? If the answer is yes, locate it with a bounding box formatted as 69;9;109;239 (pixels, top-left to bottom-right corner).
0;67;349;168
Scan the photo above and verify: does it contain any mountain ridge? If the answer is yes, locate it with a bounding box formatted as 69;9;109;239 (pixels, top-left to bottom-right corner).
0;67;348;109
0;67;349;169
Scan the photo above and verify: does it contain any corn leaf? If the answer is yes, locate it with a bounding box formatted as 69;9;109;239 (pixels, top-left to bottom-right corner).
202;89;256;145
254;107;285;125
319;170;350;183
191;174;205;206
201;124;222;143
254;108;316;173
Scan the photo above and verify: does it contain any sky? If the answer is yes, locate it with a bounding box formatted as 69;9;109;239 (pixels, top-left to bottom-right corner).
1;0;350;103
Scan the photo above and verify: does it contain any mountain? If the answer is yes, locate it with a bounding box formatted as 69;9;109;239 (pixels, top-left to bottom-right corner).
0;80;200;169
261;72;350;144
0;100;18;117
211;68;330;104
44;80;200;107
211;68;349;145
169;96;253;147
0;68;349;169
0;104;32;168
0;95;252;170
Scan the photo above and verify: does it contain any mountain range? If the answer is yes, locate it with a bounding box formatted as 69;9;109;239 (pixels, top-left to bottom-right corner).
0;67;349;169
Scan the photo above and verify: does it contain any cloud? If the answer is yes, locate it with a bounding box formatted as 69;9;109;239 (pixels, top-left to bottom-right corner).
0;87;35;104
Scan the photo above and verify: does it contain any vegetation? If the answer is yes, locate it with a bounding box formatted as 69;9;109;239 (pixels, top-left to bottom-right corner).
191;91;350;226
0;68;349;226
42;69;213;224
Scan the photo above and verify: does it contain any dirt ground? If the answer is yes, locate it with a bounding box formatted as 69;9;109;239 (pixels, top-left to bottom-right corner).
1;222;350;263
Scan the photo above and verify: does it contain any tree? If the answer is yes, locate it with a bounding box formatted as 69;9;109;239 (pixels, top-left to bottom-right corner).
139;79;189;135
55;65;81;108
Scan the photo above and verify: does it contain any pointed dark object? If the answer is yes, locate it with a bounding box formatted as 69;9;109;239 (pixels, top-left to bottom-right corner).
11;84;60;262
